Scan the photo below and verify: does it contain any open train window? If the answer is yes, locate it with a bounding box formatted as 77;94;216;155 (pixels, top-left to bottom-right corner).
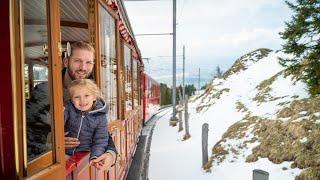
99;4;118;121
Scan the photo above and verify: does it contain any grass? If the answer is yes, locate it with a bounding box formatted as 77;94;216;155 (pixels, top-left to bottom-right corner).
206;97;320;179
223;48;272;79
235;101;249;113
253;71;283;103
196;88;230;113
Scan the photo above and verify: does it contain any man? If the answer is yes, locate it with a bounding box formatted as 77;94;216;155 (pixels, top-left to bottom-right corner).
27;41;117;171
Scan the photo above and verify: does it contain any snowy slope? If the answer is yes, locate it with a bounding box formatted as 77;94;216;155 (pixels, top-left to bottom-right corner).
148;48;320;180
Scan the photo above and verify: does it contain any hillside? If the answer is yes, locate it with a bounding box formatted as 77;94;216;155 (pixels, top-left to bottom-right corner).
195;49;320;179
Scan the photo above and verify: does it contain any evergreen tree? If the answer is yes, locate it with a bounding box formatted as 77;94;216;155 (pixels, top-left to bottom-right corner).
160;83;197;106
280;0;320;95
160;83;172;106
201;83;208;90
185;84;196;97
215;66;223;78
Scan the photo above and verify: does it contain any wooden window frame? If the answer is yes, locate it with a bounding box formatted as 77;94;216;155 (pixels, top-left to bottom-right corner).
89;0;124;121
88;0;128;122
97;3;118;121
124;43;133;112
91;0;118;86
12;0;65;178
132;58;139;108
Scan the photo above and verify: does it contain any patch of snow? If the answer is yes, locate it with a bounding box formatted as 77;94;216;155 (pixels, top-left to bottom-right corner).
314;119;320;124
299;111;308;115
313;112;320;116
300;137;308;144
292;116;309;123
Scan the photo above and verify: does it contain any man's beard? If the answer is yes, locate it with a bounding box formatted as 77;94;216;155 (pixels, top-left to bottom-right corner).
68;69;90;80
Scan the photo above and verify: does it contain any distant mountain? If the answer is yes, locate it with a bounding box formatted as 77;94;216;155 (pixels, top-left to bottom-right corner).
194;48;320;179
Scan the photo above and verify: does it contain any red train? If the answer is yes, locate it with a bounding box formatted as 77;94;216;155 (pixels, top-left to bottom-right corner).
1;0;160;179
143;73;161;122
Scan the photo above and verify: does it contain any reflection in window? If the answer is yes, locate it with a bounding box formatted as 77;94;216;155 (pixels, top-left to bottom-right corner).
23;0;52;161
99;4;117;121
124;45;132;111
132;59;139;107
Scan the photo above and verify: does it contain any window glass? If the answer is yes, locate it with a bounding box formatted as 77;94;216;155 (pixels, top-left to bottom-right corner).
124;45;132;110
23;0;53;162
99;4;117;120
132;59;138;107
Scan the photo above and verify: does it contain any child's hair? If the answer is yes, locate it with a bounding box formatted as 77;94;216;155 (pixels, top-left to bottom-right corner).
68;79;101;99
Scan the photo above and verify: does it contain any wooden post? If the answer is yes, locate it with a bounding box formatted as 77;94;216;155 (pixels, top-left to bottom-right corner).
253;169;269;180
178;88;182;102
202;123;209;167
183;96;190;140
178;109;183;132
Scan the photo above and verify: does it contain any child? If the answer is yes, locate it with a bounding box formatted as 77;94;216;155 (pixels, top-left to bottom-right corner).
64;79;109;164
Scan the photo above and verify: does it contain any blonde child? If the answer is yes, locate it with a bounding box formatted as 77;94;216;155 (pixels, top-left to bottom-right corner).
64;79;109;165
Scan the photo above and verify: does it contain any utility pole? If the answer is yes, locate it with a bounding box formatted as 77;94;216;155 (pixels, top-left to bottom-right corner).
182;45;185;101
170;0;178;125
123;0;178;123
198;68;200;94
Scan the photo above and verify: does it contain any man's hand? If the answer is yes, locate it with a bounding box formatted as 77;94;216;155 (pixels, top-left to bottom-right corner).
64;135;80;148
89;153;115;171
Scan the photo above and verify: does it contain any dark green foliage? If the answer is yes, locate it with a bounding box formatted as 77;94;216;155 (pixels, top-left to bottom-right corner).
279;0;320;95
178;84;197;99
160;83;197;106
160;83;172;106
176;84;196;102
201;83;208;90
215;66;223;78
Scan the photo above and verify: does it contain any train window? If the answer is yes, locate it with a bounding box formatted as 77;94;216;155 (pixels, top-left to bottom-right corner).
132;59;139;107
23;0;54;172
99;4;118;121
124;45;133;111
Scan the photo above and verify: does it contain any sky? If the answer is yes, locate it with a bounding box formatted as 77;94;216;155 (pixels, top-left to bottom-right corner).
124;0;293;88
147;49;309;180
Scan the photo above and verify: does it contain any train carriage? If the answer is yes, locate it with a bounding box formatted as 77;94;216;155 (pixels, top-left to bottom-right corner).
142;73;160;123
1;0;159;179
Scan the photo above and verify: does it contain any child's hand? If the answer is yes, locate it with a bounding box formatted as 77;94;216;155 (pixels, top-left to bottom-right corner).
64;132;80;148
89;158;105;169
89;159;96;167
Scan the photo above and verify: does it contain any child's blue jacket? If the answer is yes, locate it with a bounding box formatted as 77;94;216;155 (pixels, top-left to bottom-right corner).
64;98;108;160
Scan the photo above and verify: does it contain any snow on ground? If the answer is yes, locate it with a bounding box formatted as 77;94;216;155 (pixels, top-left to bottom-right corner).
148;50;308;180
149;106;301;180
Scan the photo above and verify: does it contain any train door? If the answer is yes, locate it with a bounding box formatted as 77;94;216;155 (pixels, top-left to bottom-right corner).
9;0;65;179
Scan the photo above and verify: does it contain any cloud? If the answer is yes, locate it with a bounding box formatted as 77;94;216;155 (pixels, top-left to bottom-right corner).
124;0;292;85
200;27;282;49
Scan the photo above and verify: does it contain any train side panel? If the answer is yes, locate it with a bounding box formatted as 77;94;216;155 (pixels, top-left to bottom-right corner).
0;1;16;179
143;73;160;123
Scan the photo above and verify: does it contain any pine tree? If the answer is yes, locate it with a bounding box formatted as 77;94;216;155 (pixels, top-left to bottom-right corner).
215;66;223;78
280;0;320;95
160;83;172;105
201;83;208;90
